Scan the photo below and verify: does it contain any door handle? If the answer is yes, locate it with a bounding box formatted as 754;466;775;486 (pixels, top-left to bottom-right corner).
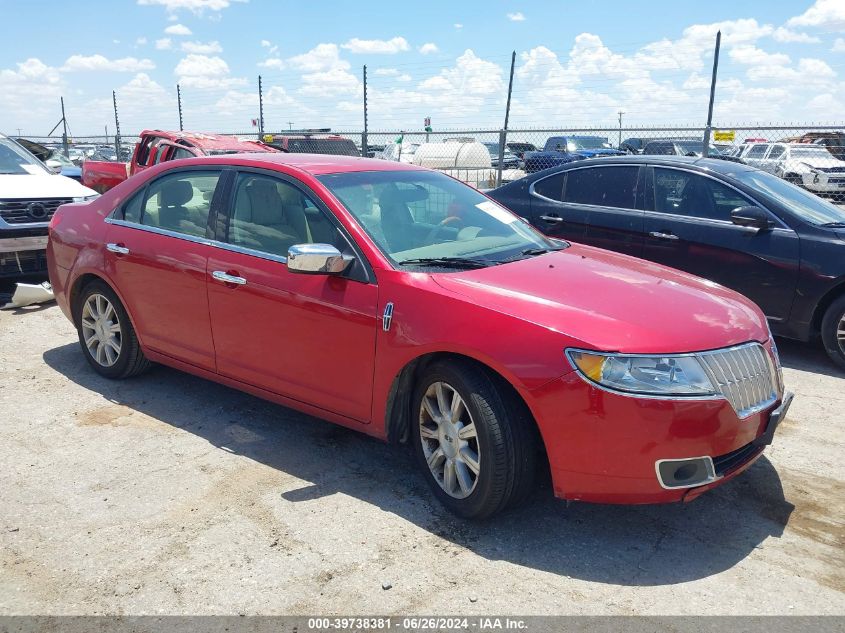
540;215;565;223
649;231;679;241
106;243;130;255
212;270;247;286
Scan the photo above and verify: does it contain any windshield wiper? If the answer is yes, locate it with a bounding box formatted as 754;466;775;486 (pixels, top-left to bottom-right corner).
820;222;845;228
503;246;565;262
397;256;501;269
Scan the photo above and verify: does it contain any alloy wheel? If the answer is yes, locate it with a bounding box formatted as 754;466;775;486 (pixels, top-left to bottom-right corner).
419;381;481;499
80;294;122;367
838;313;845;355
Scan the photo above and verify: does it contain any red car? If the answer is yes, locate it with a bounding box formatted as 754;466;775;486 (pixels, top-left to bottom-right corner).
47;154;792;518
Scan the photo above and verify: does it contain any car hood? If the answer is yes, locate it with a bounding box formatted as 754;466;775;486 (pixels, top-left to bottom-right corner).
0;173;96;198
431;244;768;354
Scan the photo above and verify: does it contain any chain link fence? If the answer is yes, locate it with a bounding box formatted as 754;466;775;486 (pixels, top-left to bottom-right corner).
14;124;845;202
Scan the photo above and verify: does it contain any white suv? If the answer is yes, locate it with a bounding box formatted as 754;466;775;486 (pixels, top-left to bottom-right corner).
0;133;97;281
770;144;845;194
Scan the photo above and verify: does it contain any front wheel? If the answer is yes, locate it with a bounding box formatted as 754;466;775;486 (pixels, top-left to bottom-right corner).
821;296;845;370
412;360;536;519
75;280;151;379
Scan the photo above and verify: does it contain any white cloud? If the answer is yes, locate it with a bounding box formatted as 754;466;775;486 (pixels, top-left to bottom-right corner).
419;42;438;55
136;37;148;45
729;45;791;66
155;38;172;50
771;27;821;43
507;12;526;22
299;67;360;97
833;38;845;52
454;23;463;29
398;73;411;82
174;53;246;88
137;0;246;13
181;40;222;54
259;58;284;69
260;39;279;54
375;68;399;76
341;36;410;54
164;23;192;35
787;0;845;30
62;54;156;72
287;43;349;72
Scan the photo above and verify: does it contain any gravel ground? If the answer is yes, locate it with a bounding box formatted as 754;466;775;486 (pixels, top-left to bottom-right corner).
0;302;843;615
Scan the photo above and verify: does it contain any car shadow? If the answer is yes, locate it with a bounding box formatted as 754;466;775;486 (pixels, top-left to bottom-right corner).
43;342;795;587
776;336;845;378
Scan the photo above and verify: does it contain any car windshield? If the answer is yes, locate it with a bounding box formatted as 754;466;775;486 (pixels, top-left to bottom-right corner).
732;169;845;226
568;137;611;150
0;137;50;175
319;170;561;267
48;151;76;167
792;148;833;159
674;141;719;155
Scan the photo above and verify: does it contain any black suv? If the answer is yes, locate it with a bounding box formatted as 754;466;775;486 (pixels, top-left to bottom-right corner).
489;156;845;367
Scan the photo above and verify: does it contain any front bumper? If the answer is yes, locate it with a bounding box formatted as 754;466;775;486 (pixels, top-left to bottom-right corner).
801;172;845;192
530;367;789;504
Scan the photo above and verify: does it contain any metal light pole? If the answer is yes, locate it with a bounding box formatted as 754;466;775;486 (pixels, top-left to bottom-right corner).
60;97;69;158
618;110;624;147
702;30;722;158
497;50;516;187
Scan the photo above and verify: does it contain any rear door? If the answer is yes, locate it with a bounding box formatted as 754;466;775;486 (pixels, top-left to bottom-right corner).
642;166;800;323
103;168;225;370
205;168;379;422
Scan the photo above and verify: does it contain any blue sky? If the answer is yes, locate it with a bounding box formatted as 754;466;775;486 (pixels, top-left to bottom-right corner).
1;0;844;135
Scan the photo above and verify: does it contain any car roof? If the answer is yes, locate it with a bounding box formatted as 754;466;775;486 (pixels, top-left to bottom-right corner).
140;129;274;152
530;155;757;174
173;152;426;176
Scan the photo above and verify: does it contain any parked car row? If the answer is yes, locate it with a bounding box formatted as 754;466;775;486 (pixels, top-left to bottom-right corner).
46;151;793;519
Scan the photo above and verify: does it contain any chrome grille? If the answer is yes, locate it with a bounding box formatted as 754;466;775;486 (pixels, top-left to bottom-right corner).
0;198;73;224
698;343;779;418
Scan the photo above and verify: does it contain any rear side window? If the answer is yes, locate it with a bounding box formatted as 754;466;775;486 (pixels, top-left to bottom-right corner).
140;171;221;238
532;173;565;201
171;148;195;160
122;190;144;223
563;166;638;209
746;144;768;158
767;145;785;160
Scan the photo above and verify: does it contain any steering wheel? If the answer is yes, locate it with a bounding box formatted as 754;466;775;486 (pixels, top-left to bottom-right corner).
425;215;464;243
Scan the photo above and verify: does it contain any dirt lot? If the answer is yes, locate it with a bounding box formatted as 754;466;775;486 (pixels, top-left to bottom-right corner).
1;303;843;615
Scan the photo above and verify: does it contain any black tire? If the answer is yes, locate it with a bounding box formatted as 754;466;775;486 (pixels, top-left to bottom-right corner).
411;360;536;519
74;280;151;379
821;295;845;370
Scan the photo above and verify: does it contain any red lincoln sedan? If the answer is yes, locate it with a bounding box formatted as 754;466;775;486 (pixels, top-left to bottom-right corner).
47;153;792;518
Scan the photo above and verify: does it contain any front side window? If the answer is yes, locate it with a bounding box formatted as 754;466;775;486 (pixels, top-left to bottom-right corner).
140;171;220;237
226;173;341;257
767;145;785;160
652;168;751;222
563;166;638;209
732;169;845;226
319;170;558;266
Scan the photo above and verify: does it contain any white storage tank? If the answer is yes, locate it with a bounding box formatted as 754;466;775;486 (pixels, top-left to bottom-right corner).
412;141;494;188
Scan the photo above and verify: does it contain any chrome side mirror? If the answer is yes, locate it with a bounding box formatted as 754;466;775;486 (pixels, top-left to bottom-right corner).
287;243;353;274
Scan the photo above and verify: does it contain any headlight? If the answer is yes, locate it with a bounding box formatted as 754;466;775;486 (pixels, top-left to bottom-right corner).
566;349;716;397
73;194;99;203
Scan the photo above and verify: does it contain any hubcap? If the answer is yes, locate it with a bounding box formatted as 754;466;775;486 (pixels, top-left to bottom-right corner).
81;294;122;367
838;313;845;355
419;381;481;499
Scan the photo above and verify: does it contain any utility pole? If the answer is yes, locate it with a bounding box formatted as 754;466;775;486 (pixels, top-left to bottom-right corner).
362;65;368;157
497;50;516;187
287;122;294;130
177;84;184;131
702;30;721;158
258;75;265;140
60;97;69;158
618;110;624;147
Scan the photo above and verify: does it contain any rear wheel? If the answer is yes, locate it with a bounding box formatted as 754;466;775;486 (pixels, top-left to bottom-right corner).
75;280;151;379
412;360;536;519
821;296;845;370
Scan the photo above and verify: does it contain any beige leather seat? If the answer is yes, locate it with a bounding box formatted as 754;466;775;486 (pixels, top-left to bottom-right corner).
230;178;311;255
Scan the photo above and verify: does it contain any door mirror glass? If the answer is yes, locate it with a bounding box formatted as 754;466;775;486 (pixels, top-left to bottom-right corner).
731;206;774;230
287;243;352;274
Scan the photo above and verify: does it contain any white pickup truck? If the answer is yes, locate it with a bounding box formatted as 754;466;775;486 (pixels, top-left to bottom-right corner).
1;133;98;304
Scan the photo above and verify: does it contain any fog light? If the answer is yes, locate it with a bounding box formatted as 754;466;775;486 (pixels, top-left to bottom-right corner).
655;457;717;489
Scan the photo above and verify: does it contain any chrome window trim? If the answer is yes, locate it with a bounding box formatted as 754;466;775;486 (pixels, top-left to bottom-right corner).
649;164;792;231
564;341;782;417
654;457;719;490
104;217;289;264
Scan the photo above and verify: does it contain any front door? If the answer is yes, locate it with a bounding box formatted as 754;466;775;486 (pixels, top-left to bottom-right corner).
104;168;224;370
206;170;379;422
642;166;800;324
